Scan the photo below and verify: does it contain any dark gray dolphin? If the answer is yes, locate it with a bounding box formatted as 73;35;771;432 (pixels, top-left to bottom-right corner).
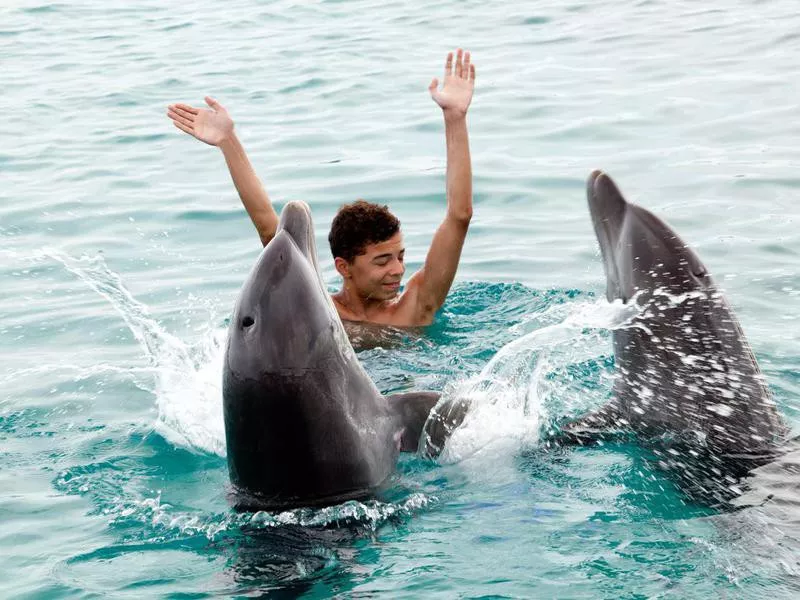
223;201;438;510
563;171;788;503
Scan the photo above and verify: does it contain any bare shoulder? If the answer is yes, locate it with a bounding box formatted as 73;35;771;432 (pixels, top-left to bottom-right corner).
328;278;436;328
391;274;435;326
330;294;359;322
400;270;436;325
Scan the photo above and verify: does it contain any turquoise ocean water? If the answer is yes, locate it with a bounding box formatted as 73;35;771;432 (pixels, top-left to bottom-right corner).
4;0;800;596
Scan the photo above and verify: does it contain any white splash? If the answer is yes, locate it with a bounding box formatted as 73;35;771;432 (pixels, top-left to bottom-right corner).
152;326;227;457
105;490;434;539
433;297;630;464
42;248;228;456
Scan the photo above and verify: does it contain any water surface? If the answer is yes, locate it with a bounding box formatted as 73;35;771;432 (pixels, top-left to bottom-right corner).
3;0;800;597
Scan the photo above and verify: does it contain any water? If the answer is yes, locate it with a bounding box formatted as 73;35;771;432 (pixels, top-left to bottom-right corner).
4;0;800;596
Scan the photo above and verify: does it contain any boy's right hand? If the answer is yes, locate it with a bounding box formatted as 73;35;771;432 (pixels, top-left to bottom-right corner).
167;97;234;146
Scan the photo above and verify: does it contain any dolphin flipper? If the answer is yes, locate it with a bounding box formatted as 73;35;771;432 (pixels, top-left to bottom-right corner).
555;402;629;446
386;391;442;452
420;395;473;458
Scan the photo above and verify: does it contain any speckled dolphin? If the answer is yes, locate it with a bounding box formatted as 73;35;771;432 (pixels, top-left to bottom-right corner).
562;171;788;504
222;201;438;510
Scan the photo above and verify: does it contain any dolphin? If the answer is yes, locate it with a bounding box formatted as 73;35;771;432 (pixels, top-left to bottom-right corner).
561;170;788;504
222;201;439;510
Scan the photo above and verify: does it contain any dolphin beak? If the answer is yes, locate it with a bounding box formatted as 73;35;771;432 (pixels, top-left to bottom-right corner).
587;170;628;302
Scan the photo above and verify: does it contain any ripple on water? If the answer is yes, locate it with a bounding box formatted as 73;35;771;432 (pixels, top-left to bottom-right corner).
54;542;226;595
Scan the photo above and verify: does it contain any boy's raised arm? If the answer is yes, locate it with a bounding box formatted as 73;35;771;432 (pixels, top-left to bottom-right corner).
167;97;279;246
409;49;476;319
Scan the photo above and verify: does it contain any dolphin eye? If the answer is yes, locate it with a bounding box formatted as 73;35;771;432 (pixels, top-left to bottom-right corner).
689;261;707;278
242;316;255;328
680;253;707;279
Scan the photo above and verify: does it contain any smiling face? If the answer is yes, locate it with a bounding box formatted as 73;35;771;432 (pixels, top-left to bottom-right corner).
336;232;406;301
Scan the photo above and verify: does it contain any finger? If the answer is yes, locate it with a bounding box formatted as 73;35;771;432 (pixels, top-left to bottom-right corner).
428;77;439;95
470;63;476;82
463;51;471;80
167;109;195;130
205;96;222;111
167;108;194;127
172;121;194;136
173;103;199;115
172;106;196;122
455;48;463;77
444;52;453;77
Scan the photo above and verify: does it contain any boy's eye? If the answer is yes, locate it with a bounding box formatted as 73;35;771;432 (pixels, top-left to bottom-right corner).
374;258;390;266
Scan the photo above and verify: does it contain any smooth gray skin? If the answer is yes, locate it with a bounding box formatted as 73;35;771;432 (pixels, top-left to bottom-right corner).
562;171;788;503
223;201;438;510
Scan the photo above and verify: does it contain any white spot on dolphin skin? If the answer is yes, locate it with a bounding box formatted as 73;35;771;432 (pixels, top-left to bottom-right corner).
707;403;734;417
679;354;700;367
632;322;654;336
652;288;707;306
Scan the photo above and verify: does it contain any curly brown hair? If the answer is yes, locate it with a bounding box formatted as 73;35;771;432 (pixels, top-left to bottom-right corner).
328;200;401;262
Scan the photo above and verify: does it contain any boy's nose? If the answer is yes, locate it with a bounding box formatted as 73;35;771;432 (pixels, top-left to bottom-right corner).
389;259;405;276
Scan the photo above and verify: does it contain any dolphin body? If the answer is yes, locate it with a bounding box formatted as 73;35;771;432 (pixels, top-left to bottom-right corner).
222;201;438;510
563;171;788;504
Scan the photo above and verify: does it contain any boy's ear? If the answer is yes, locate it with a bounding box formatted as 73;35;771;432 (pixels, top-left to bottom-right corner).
334;257;351;279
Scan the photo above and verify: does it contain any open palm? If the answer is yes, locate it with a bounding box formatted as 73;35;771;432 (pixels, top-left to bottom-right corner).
429;49;476;117
166;97;234;146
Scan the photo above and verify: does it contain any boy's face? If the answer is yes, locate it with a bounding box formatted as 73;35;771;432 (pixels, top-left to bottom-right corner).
339;232;406;301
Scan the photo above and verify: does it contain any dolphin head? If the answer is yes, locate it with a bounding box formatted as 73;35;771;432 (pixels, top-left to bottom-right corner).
587;170;712;303
226;201;349;376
